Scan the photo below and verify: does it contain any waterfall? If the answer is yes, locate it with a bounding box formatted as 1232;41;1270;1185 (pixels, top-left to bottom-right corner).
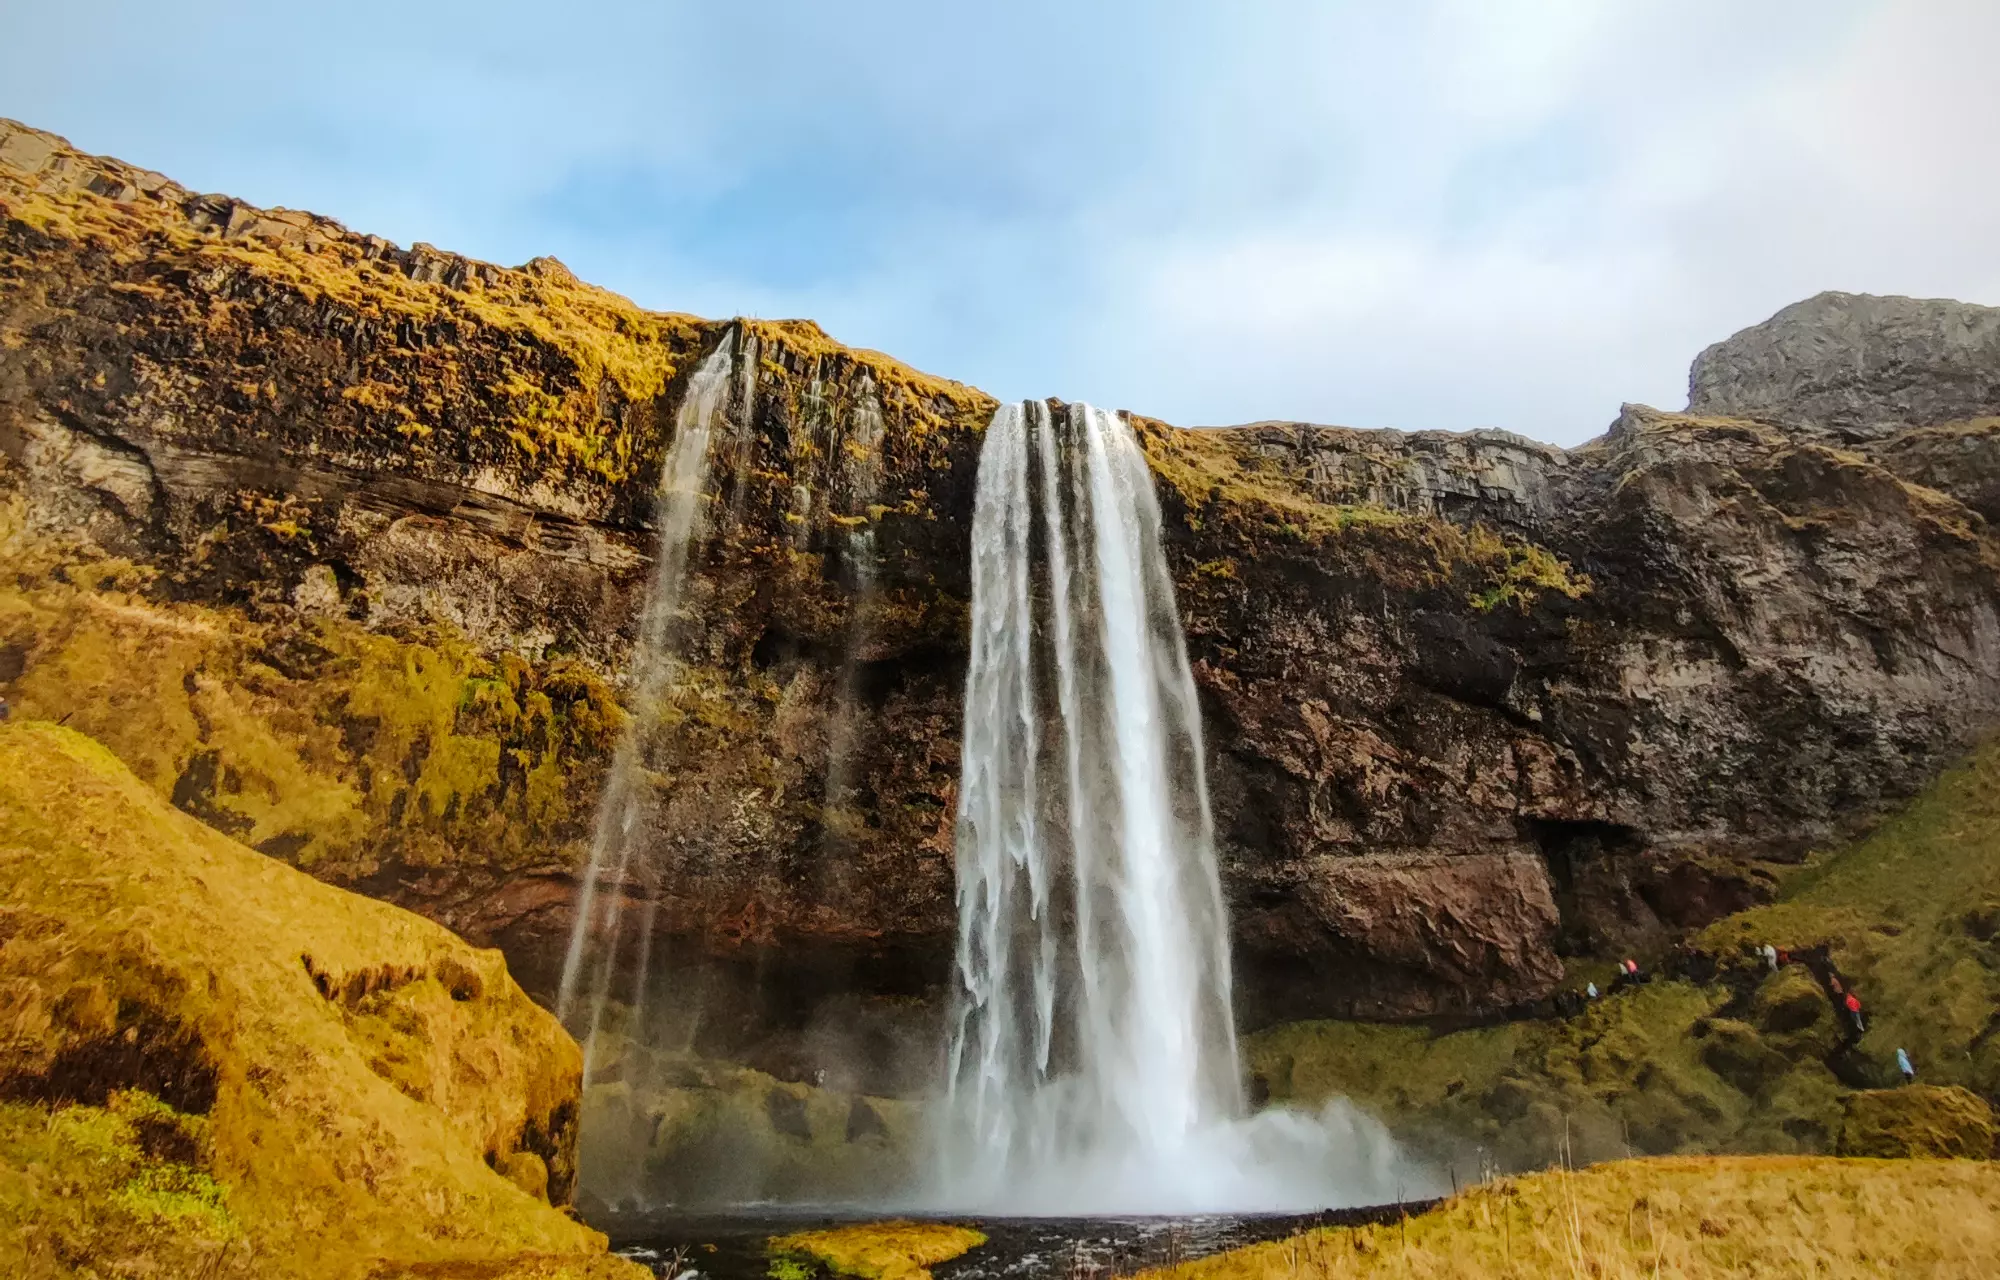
937;401;1433;1214
557;338;737;1072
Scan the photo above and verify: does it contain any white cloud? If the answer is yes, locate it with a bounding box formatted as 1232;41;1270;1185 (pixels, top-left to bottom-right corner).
4;0;1994;446
997;0;2000;443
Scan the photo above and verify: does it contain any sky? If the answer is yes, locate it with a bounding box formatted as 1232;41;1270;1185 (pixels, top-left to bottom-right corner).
4;0;1997;446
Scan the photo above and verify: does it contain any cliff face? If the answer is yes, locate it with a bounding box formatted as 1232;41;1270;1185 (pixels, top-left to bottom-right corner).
5;119;1999;1070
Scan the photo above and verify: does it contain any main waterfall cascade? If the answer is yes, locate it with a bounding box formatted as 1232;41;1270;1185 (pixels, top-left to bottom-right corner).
557;339;738;1075
938;401;1432;1214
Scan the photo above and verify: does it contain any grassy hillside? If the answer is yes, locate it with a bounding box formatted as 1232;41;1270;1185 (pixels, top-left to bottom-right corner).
1140;1156;2000;1279
1248;736;2000;1171
1703;739;2000;1096
0;720;642;1279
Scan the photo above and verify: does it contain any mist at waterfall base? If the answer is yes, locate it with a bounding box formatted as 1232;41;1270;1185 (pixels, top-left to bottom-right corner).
932;401;1436;1216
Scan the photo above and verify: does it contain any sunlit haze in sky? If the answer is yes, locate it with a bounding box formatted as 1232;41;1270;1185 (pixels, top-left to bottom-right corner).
6;0;1997;445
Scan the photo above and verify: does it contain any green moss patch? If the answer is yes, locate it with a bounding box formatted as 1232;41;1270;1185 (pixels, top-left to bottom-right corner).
1251;734;2000;1172
1703;737;2000;1096
0;493;619;883
769;1222;986;1280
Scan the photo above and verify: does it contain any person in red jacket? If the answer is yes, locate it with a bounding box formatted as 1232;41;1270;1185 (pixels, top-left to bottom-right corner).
1843;991;1865;1038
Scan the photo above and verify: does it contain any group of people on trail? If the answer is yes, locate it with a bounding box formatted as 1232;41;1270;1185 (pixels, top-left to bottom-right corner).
1762;941;1919;1084
1553;957;1651;1015
1556;939;1919;1086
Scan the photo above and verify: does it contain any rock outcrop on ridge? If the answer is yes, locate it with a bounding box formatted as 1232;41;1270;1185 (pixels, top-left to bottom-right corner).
3;118;1998;1077
1689;290;2000;440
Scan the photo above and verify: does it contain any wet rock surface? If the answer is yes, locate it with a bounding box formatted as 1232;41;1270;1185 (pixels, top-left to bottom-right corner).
5;118;2000;1052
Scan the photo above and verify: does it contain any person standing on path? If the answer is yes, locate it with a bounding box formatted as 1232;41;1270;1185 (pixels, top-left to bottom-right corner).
1897;1048;1916;1083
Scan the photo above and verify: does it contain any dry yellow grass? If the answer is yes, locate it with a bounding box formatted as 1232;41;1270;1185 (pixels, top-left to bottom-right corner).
769;1220;987;1280
1143;1157;2000;1279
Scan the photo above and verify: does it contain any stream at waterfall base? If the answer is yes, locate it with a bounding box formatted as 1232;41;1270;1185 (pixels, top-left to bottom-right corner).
603;1202;1443;1280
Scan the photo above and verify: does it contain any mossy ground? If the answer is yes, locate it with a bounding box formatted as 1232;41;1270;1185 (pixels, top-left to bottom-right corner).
0;1093;241;1276
1249;979;1849;1172
1701;739;2000;1097
1249;735;2000;1174
0;721;643;1279
769;1222;986;1280
1141;1156;2000;1279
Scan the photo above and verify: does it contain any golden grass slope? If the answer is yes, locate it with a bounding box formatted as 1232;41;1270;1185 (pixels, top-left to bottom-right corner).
0;720;643;1279
1143;1156;2000;1280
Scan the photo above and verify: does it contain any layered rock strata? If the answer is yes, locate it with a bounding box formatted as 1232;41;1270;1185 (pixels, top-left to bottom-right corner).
4;118;1998;1061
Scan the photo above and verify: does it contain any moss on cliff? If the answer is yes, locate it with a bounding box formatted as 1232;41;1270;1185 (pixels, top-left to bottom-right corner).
0;489;618;883
741;317;994;443
1;119;1004;509
0;721;642;1279
1137;417;1589;612
1138;417;1412;541
1;138;709;488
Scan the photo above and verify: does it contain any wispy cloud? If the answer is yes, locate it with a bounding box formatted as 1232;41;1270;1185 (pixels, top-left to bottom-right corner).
4;0;1994;444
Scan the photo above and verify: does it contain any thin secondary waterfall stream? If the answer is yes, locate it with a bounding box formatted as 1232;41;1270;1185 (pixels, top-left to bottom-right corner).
558;340;737;1074
938;401;1430;1214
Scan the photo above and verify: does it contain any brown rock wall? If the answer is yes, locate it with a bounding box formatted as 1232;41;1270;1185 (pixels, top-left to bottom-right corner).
6;118;2000;1052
